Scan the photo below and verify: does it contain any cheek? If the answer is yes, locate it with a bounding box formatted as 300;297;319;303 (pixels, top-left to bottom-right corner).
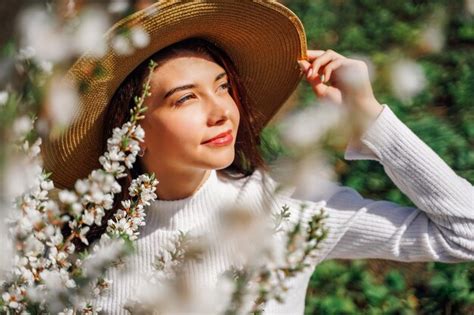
234;104;240;122
145;112;204;149
231;101;241;126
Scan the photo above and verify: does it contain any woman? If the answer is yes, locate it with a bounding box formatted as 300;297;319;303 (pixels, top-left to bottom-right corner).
42;1;474;314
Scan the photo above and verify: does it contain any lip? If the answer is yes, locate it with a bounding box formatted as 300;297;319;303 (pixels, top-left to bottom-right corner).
202;129;233;146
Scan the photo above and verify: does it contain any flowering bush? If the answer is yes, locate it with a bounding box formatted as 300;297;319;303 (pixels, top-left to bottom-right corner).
0;60;159;314
0;4;332;314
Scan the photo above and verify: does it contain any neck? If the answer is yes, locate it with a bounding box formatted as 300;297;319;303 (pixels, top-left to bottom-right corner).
153;167;211;201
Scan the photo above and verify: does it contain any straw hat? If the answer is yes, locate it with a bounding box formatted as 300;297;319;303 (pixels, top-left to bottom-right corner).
42;0;307;189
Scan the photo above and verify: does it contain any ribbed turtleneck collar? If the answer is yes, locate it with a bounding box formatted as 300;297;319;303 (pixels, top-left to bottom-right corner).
144;169;230;231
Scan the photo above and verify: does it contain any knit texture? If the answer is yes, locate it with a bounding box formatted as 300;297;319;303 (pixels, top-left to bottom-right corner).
93;104;474;314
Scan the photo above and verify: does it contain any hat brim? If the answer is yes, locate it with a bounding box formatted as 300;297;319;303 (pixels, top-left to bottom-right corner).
43;0;307;189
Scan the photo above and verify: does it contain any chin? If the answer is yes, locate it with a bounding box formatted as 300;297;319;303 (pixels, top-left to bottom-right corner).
221;159;235;170
207;153;235;170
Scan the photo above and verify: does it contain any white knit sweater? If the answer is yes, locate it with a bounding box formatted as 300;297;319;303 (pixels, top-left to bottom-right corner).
93;104;474;314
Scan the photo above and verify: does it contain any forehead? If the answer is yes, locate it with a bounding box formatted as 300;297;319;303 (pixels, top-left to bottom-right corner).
152;53;224;84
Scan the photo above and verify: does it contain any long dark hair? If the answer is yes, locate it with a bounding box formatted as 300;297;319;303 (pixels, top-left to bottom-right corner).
81;37;269;249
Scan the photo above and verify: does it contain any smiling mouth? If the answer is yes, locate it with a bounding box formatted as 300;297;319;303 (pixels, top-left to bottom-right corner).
202;129;233;146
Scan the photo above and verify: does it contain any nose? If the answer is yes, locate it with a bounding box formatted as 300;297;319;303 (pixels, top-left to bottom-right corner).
206;94;230;126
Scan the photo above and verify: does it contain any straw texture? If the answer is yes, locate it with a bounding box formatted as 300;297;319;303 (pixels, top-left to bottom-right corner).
42;0;307;188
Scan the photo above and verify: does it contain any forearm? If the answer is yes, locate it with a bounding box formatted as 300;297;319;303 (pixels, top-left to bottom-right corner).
344;104;474;259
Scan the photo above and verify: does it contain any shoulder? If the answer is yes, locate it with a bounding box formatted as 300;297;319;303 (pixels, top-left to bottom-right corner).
218;168;332;219
218;168;291;200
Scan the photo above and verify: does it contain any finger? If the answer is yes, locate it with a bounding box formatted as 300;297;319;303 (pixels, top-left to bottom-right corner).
306;50;325;61
308;51;335;81
312;83;343;105
323;58;345;83
297;59;311;73
308;50;341;81
306;67;324;86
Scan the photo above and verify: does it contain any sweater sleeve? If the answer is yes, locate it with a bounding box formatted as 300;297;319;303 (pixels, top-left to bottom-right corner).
293;104;474;263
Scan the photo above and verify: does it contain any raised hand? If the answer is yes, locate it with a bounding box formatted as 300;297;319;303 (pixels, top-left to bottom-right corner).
297;50;384;121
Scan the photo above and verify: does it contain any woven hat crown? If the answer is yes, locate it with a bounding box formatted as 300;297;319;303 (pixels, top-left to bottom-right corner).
42;0;307;189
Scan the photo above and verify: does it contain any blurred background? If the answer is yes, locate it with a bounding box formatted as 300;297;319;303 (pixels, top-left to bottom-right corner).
280;1;473;314
1;0;473;314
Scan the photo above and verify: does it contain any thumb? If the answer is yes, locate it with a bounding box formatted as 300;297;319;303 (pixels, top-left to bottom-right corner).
313;82;329;97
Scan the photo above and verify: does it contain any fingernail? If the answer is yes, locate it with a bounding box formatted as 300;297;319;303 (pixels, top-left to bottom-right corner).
320;74;326;83
307;68;313;78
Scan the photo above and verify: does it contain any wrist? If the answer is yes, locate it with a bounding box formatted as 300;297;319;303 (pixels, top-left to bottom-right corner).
356;98;383;119
348;98;384;140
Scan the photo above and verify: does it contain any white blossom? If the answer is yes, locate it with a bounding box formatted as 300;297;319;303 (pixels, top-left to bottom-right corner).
108;0;129;14
17;215;34;236
92;278;113;297
18;46;36;60
59;190;78;204
24;235;45;257
46;76;78;127
73;8;110;57
270;151;338;202
4;155;43;199
143;4;160;18
418;12;446;54
212;276;236;312
130;26;150;49
46;229;64;248
80;227;90;245
74;179;89;195
28;137;43;158
38;60;54;74
107;216;133;238
111;34;133;56
13;116;33;138
71;202;83;217
128;139;141;155
466;0;474;15
0;209;14;275
124;154;136;169
99;155;126;176
2;291;21;309
135;125;145;141
19;7;71;62
215;202;281;268
0;90;8;106
82;238;126;279
89;170;121;194
278;100;346;148
68;221;90;245
108;126;126;147
390;59;427;102
40;178;54;191
58;308;74;315
121;200;131;209
82;210;96;226
107;147;125;162
129;174;158;206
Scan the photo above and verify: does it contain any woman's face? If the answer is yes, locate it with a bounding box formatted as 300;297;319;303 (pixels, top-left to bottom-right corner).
141;52;240;175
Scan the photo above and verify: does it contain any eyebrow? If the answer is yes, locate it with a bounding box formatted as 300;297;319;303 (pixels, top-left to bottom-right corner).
163;72;228;100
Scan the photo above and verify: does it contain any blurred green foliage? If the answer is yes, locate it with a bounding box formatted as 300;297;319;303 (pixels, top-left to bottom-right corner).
261;0;474;313
305;260;418;314
304;260;474;314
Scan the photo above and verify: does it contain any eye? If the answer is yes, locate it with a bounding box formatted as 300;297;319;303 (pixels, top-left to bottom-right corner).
175;94;195;106
219;81;230;91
